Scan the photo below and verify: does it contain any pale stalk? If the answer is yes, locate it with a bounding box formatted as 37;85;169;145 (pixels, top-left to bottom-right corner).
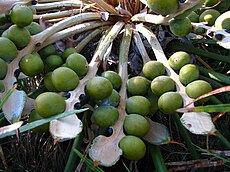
88;24;132;167
34;1;82;11
50;21;125;141
37;21;112;50
33;9;81;20
133;30;150;64
90;0;119;15
75;27;107;52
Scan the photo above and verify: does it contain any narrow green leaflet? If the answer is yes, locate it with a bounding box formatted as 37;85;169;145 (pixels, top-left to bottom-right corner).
0;108;88;139
73;149;105;172
143;118;170;145
178;104;230;113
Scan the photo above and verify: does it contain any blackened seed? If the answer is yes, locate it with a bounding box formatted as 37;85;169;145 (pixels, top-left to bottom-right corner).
207;31;214;37
107;127;113;135
74;102;81;109
215;34;223;40
79;94;85;100
35;42;41;47
14;69;21;78
66;92;71;98
225;29;230;34
32;0;37;5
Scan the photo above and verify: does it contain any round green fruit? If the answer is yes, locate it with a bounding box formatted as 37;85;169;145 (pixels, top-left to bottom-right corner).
169;17;192;37
44;72;58;92
199;9;220;26
62;47;77;61
168;51;191;71
126;96;151;116
179;64;199;85
126;76;150;96
151;76;175;96
158;92;183;114
25;22;42;35
101;70;122;90
19;54;44;76
66;53;88;76
119;135;146;161
0;37;17;61
146;0;179;16
93;106;119;128
28;110;49;133
38;44;56;59
86;76;113;100
186;80;212;102
215;11;230;30
34;92;66;118
52;67;79;92
142;61;165;80
0;58;8;80
124;114;150;137
44;54;63;72
2;25;31;49
96;89;120;107
10;4;33;27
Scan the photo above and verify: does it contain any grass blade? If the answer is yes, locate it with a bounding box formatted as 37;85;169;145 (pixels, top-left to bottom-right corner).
73;148;105;172
177;104;230;113
0;86;16;110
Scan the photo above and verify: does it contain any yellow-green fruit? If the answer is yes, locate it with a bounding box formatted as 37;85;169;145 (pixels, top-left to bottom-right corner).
146;89;159;114
101;71;122;90
62;47;77;61
38;44;56;59
186;80;212;102
25;22;42;35
0;58;8;79
124;114;150;137
146;0;179;16
151;76;175;97
66;53;88;76
44;72;58;92
126;76;150;96
52;67;79;92
168;51;191;71
126;96;151;116
2;25;31;49
119;135;146;161
86;76;113;100
142;61;165;80
215;11;230;30
158;92;183;114
169;18;192;37
28;5;37;14
0;37;17;61
19;54;44;76
10;4;33;27
34;92;66;118
199;9;220;26
93;106;119;128
179;64;199;85
204;0;218;7
44;55;63;72
28;110;49;133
